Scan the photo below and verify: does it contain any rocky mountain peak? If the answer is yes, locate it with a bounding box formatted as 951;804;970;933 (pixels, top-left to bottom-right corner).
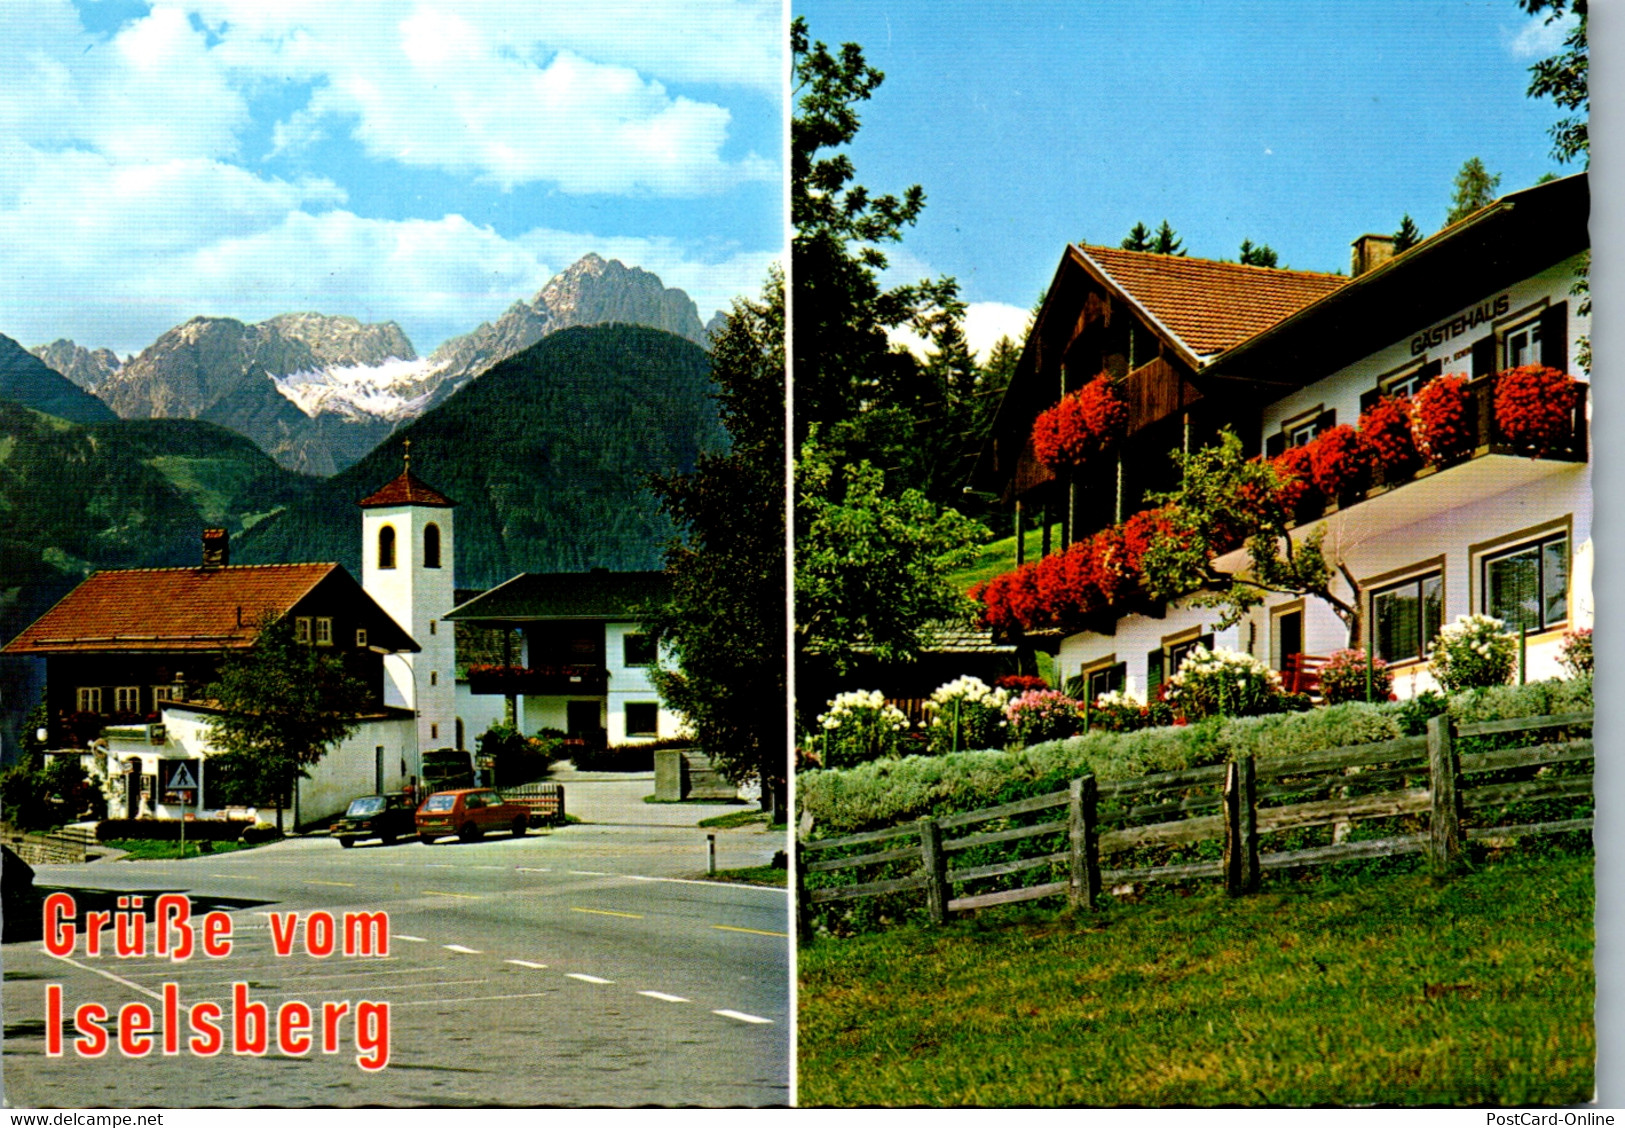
29;339;124;393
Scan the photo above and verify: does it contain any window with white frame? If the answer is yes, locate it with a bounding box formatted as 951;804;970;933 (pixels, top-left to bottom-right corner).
355;628;368;648
114;686;140;713
1481;532;1568;634
1384;364;1432;400
315;617;333;646
1503;315;1544;369
295;616;312;644
152;685;173;705
1371;571;1443;664
76;687;102;713
1084;662;1126;702
626;703;659;737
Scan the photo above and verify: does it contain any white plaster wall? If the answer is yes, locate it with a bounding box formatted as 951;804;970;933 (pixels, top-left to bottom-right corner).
113;708;414;829
455;680;507;748
1261;257;1589;442
1057;606;1241;701
361;502;456;765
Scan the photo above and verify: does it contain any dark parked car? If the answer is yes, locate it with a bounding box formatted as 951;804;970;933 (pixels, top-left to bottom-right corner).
331;794;417;847
415;788;530;844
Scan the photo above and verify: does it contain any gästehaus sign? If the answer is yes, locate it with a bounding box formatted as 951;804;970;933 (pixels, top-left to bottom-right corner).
1410;293;1510;356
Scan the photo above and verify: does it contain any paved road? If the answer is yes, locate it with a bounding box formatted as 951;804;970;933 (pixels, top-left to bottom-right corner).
2;813;789;1107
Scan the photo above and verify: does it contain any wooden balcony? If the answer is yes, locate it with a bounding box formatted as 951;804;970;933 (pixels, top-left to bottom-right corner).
465;665;608;696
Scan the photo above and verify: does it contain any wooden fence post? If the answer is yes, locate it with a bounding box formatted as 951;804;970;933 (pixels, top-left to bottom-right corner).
1068;776;1102;911
1224;757;1261;896
1427;713;1465;874
1224;761;1242;896
1240;755;1260;893
918;816;950;925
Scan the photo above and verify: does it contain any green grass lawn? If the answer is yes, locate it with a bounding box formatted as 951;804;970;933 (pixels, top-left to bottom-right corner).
104;838;258;861
799;852;1594;1106
950;524;1059;593
698;809;781;829
705;864;788;888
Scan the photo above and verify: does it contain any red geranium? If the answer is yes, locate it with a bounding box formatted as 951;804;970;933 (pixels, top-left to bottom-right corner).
1269;444;1321;515
995;675;1050;692
1089;524;1139;604
1494;364;1580;458
1306;424;1373;498
1030;375;1129;471
1411;373;1473;466
1359;395;1420;481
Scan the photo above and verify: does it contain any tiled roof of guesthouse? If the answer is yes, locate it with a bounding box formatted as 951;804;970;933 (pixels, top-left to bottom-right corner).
1075;245;1349;357
2;564;341;654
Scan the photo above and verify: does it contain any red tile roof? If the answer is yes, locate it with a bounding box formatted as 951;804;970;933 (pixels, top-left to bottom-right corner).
2;564;338;654
1076;245;1348;357
358;470;455;509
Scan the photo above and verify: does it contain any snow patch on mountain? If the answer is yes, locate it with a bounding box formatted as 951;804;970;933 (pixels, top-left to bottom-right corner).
272;357;444;422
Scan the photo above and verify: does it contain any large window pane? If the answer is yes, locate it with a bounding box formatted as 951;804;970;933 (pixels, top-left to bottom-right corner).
1422;574;1443;652
1486;547;1541;632
1375;585;1420;662
1543;538;1569;627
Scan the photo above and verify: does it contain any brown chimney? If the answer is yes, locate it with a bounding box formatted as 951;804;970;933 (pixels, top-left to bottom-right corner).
201;528;229;570
1350;234;1396;277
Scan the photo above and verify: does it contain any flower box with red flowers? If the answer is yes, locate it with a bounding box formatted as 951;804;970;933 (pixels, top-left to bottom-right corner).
1493;365;1582;458
1030;375;1129;472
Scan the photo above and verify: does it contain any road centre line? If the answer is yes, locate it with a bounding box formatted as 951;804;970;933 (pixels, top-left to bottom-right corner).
443;944;482;954
516;867;552;873
619;873;789;894
714;1010;774;1025
566;973;615;984
189;979;490;1002
711;924;790;938
569;870;612;876
638;991;690;1003
395;934;429;942
423;890;480;899
306;880;356;887
505;960;549;969
570;907;643;919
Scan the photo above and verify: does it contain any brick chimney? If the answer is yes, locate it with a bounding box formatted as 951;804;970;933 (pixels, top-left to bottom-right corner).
201;528;229;570
1350;234;1396;277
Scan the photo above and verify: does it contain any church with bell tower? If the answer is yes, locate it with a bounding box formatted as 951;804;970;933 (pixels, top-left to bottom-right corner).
359;441;458;765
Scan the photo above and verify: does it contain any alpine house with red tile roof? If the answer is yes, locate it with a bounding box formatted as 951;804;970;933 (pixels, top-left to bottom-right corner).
971;173;1590;705
4;461;463;828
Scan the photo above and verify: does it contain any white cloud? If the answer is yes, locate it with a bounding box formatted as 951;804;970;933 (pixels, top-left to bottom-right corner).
964;302;1031;360
1507;11;1577;59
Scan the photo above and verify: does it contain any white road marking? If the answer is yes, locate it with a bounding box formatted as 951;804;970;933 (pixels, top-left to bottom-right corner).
395;935;429;942
566;973;615;985
516;867;552;873
443;944;482;953
569;870;611;876
714;1010;774;1025
505;959;549;970
639;991;690;1003
47;954;163;1002
189;979;489;1001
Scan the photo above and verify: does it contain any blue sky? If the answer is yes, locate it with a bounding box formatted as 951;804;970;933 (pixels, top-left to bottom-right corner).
797;0;1584;357
0;0;784;356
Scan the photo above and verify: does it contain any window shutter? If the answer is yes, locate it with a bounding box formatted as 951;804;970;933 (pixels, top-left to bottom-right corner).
1421;358;1442;385
1198;633;1215;653
1359;388;1382;416
1265;432;1286;458
1146;648;1164;697
1314;409;1336;436
1540;301;1568;373
1472;336;1497;378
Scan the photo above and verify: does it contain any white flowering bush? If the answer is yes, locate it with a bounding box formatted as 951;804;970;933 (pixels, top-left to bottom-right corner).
1005;689;1085;746
1163;646;1282;720
816;690;910;768
1429;614;1517;691
1090;687;1173;733
924;676;1010;753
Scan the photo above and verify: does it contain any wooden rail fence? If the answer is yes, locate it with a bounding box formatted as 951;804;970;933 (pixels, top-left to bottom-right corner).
797;710;1592;932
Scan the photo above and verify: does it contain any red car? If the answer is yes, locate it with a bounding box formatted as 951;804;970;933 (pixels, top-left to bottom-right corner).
416;788;530;844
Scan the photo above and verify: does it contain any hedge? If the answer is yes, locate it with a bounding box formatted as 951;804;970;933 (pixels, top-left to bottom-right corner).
96;819;254;842
796;675;1592;837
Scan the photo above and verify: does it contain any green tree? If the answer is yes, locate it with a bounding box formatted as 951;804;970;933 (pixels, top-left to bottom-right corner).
1521;0;1587;165
1139;430;1363;645
1151;220;1186;256
203;612;372;825
792;16;960;447
1238;239;1279;267
1121;222;1154;251
1393;214;1423;253
1446;158;1502;224
645;272;787;814
796;437;985;693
